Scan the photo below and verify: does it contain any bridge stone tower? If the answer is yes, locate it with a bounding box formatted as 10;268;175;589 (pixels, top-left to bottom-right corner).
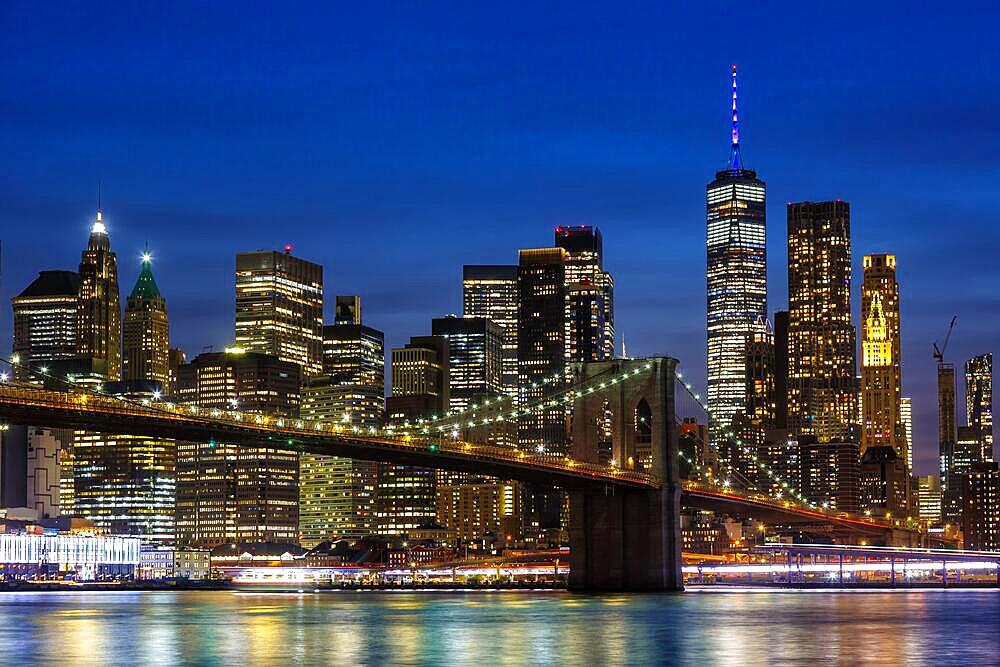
568;356;683;591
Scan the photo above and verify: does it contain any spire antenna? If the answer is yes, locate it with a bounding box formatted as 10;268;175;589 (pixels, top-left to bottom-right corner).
90;180;107;235
729;64;744;171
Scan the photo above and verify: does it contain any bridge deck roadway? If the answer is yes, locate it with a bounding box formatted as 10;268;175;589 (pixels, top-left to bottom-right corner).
0;384;655;491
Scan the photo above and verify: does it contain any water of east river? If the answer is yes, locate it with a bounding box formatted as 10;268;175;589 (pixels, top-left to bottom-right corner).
0;589;997;666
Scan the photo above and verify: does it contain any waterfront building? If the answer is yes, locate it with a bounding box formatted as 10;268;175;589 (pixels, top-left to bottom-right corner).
961;462;1000;551
860;255;905;468
436;482;520;545
463;265;519;396
299;304;385;547
175;349;301;547
706;65;767;434
965;353;993;462
138;547;212;580
0;533;140;580
235;248;323;377
786;200;857;443
11;270;80;382
799;438;859;514
76;204;122;381
65;425;175;541
122;249;169;388
916;474;942;526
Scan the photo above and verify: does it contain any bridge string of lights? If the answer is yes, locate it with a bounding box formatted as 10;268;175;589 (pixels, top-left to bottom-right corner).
673;370;817;510
396;366;574;432
393;363;655;443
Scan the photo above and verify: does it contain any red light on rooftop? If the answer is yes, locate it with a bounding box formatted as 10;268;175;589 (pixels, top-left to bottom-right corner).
283;243;293;254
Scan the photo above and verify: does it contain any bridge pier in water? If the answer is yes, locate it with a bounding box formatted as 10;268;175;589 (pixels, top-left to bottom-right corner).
568;357;683;592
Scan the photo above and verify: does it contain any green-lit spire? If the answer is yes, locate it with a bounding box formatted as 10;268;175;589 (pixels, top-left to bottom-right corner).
129;244;162;300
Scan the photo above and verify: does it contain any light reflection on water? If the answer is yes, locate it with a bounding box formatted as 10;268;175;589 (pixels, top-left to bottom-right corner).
2;589;998;666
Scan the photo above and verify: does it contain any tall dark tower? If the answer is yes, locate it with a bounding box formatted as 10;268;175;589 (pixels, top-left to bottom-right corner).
706;65;767;434
77;193;122;381
786;201;857;443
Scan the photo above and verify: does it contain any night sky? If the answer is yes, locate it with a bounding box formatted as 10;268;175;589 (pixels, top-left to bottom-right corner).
1;2;997;474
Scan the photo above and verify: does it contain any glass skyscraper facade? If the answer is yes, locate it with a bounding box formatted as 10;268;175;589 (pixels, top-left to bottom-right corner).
175;350;301;547
786;200;857;443
11;270;80;382
706;66;766;433
234;249;323;378
463;265;519;397
966;353;993;462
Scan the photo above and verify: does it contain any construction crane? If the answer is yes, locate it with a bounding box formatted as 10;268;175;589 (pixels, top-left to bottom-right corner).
932;316;958;365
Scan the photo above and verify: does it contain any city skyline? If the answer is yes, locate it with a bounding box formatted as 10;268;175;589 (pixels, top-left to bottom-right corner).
2;4;999;476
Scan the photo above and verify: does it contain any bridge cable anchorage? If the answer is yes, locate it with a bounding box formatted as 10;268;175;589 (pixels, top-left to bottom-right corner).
674;369;815;509
0;354;657;488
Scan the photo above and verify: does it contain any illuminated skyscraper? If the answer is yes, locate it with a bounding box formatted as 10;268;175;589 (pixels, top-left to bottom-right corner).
68;426;176;542
786;200;857;443
463;265;518;396
77;203;121;381
706;65;767;433
901;397;914;471
432;315;508;507
860;254;905;466
916;474;942;525
11;271;80;382
432;316;503;414
517;247;568;455
556;226;614;362
175;350;301;547
299;302;385;547
966;353;993;462
123;249;169;388
235;248;323;377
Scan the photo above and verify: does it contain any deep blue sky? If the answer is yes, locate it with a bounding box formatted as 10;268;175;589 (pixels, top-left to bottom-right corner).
1;2;997;474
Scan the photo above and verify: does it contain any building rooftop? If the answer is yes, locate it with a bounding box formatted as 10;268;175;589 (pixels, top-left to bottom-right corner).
16;270;79;299
129;257;162;301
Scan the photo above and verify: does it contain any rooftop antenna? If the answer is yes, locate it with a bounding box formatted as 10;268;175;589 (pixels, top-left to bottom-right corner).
729;64;744;171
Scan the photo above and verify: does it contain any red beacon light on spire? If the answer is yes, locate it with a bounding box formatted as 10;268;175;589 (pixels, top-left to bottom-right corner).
283;243;293;255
